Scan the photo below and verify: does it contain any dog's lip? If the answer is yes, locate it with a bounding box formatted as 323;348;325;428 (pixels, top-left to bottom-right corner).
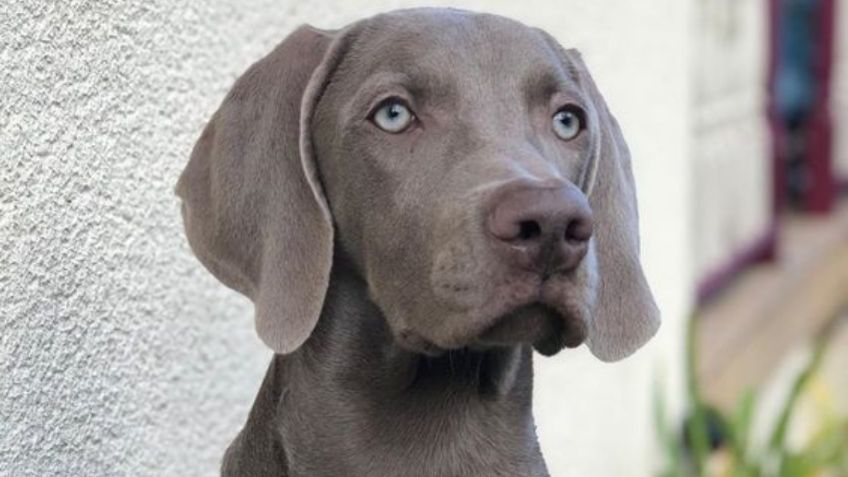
475;300;587;352
395;299;587;357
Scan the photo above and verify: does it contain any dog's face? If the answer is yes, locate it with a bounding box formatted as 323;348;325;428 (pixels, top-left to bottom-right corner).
177;8;660;362
313;11;598;355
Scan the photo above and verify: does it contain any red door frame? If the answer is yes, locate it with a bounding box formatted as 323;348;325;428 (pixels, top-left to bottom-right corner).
769;0;837;214
805;0;837;212
696;0;836;303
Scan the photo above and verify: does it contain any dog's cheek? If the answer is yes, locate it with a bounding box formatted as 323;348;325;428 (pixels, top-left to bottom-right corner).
362;227;439;338
430;239;480;308
429;200;504;307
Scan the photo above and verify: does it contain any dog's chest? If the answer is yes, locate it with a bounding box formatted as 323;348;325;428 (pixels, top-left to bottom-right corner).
280;392;549;477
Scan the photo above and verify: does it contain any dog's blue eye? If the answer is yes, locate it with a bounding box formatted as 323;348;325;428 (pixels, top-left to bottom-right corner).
552;106;584;141
371;99;414;133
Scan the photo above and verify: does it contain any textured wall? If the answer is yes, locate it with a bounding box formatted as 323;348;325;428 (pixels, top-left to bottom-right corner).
1;1;692;476
0;2;283;476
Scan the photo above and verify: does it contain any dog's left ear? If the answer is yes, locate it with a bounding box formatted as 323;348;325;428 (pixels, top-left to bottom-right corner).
566;48;661;361
535;34;661;361
176;25;354;354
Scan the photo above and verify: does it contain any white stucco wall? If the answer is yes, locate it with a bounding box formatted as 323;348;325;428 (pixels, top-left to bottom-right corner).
1;1;692;476
691;0;771;281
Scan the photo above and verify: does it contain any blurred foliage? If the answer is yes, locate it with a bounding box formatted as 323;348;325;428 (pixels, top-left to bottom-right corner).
655;314;848;477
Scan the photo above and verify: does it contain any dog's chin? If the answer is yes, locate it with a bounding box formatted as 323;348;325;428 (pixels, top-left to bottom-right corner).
392;283;590;357
476;303;587;356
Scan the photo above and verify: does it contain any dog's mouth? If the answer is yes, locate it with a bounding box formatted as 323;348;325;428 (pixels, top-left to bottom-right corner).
394;301;588;357
475;302;587;356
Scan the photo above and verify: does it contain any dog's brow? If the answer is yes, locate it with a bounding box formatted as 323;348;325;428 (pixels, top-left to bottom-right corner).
522;68;578;106
357;67;458;108
396;66;458;105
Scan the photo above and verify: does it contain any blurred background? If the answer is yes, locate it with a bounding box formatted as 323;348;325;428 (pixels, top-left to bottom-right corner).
1;0;845;476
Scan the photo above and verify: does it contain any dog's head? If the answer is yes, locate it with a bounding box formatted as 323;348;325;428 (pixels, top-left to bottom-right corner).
176;9;660;362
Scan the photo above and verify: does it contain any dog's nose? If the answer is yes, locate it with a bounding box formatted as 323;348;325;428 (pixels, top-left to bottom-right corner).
487;182;593;274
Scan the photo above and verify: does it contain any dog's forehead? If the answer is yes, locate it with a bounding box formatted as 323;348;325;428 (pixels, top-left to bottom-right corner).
347;9;567;84
362;8;538;44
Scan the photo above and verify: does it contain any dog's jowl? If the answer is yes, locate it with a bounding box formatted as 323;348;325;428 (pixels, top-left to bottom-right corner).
176;8;660;477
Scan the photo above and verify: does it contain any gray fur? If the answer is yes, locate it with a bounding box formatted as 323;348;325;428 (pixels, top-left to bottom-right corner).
176;8;660;476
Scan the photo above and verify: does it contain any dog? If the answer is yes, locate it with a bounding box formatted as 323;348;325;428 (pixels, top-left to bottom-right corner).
176;8;660;476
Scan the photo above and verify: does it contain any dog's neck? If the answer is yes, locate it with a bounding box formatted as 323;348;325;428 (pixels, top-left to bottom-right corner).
222;262;550;477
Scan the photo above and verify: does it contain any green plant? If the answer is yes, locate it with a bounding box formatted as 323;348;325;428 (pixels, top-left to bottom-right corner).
655;314;848;477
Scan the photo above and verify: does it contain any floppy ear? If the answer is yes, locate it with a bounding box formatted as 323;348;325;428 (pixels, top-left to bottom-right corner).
565;48;661;362
176;25;349;354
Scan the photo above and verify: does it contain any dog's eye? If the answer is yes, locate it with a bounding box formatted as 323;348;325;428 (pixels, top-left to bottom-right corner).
552;106;585;141
370;98;415;133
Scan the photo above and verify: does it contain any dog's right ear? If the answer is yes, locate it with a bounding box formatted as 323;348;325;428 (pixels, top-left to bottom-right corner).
176;25;352;354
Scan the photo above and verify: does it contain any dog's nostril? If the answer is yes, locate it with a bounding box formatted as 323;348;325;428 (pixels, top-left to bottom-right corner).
518;220;542;241
564;217;593;244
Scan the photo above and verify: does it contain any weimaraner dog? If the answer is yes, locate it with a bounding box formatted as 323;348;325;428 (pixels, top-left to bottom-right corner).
177;7;660;476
